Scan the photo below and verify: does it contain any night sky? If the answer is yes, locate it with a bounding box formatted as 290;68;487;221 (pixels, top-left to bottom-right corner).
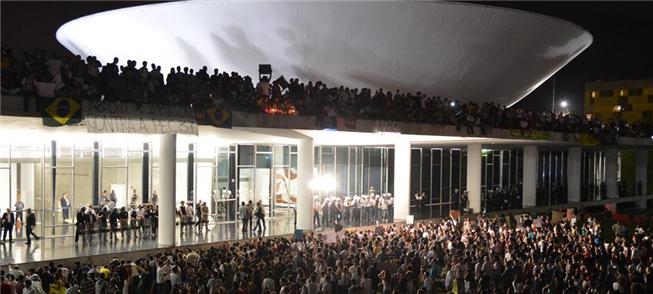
2;1;652;114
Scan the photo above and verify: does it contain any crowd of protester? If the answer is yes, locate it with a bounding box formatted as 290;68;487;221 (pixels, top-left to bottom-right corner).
3;211;653;294
2;47;653;139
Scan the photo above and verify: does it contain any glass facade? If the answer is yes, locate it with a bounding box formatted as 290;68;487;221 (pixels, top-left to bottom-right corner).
236;144;298;220
0;137;298;240
409;147;468;219
410;147;468;219
581;150;607;201
408;147;525;218
313;146;393;200
0;133;613;240
537;150;568;206
482;149;523;212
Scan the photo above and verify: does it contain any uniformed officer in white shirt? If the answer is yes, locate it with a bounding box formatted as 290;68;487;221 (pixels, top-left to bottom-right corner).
361;194;370;223
386;193;394;221
379;196;388;223
353;195;362;224
343;195;352;225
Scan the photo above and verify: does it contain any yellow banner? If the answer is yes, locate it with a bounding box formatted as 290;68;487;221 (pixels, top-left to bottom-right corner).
510;129;552;140
575;133;600;146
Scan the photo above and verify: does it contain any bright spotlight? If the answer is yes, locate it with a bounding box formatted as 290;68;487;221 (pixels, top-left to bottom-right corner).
560;100;568;108
449;101;456;107
310;175;336;192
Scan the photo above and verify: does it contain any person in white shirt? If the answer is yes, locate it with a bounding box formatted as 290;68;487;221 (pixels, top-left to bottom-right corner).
169;266;182;288
262;271;276;292
156;261;171;293
378;196;388;223
373;195;381;222
60;193;71;222
302;275;319;294
360;195;370;223
23;279;36;294
185;203;195;229
354;195;363;224
386;194;394;221
343;196;352;226
313;199;321;227
8;265;24;278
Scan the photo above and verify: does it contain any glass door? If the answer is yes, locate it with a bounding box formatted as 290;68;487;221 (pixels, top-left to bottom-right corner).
44;141;75;238
214;146;237;223
101;143;128;210
238;167;255;212
237;144;255;220
255;146;272;218
272;145;295;219
236;145;275;221
127;142;146;208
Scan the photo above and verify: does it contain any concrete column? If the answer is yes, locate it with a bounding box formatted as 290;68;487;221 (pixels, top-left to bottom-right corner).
393;139;411;221
297;137;314;231
635;149;648;209
158;133;176;247
466;144;482;213
567;147;582;203
605;148;618;199
523;146;538;208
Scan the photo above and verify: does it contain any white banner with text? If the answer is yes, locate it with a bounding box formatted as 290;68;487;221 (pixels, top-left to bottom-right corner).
85;102;198;135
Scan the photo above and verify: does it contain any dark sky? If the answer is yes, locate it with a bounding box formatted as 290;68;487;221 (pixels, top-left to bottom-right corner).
2;1;652;114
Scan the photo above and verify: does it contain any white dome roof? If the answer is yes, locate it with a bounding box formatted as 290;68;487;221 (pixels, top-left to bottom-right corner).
56;0;592;106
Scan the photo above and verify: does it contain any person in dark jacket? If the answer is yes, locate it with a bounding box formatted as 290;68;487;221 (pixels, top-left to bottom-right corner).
75;207;87;243
2;208;15;244
119;207;129;239
25;208;39;245
109;208;119;241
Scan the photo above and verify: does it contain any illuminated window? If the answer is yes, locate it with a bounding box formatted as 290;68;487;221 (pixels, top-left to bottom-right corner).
619;89;626;96
591;91;596;98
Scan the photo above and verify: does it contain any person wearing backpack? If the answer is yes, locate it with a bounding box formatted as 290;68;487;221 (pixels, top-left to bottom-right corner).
252;201;266;232
239;202;249;234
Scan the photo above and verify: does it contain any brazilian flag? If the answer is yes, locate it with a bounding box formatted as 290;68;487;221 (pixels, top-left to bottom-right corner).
201;107;232;128
42;97;82;127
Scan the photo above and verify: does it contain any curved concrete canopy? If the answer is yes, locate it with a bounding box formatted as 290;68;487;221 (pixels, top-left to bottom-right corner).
56;0;592;106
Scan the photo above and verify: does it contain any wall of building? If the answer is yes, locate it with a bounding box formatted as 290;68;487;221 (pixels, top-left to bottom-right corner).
584;79;653;122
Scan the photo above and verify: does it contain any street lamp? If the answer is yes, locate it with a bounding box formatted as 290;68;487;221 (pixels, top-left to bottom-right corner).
560;100;568;108
558;100;569;114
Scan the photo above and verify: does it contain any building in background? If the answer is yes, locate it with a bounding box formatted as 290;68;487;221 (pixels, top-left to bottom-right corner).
585;79;653;122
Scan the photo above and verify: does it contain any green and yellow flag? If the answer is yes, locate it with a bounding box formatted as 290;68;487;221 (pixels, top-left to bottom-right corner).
201;107;232;128
576;133;600;147
42;97;81;127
